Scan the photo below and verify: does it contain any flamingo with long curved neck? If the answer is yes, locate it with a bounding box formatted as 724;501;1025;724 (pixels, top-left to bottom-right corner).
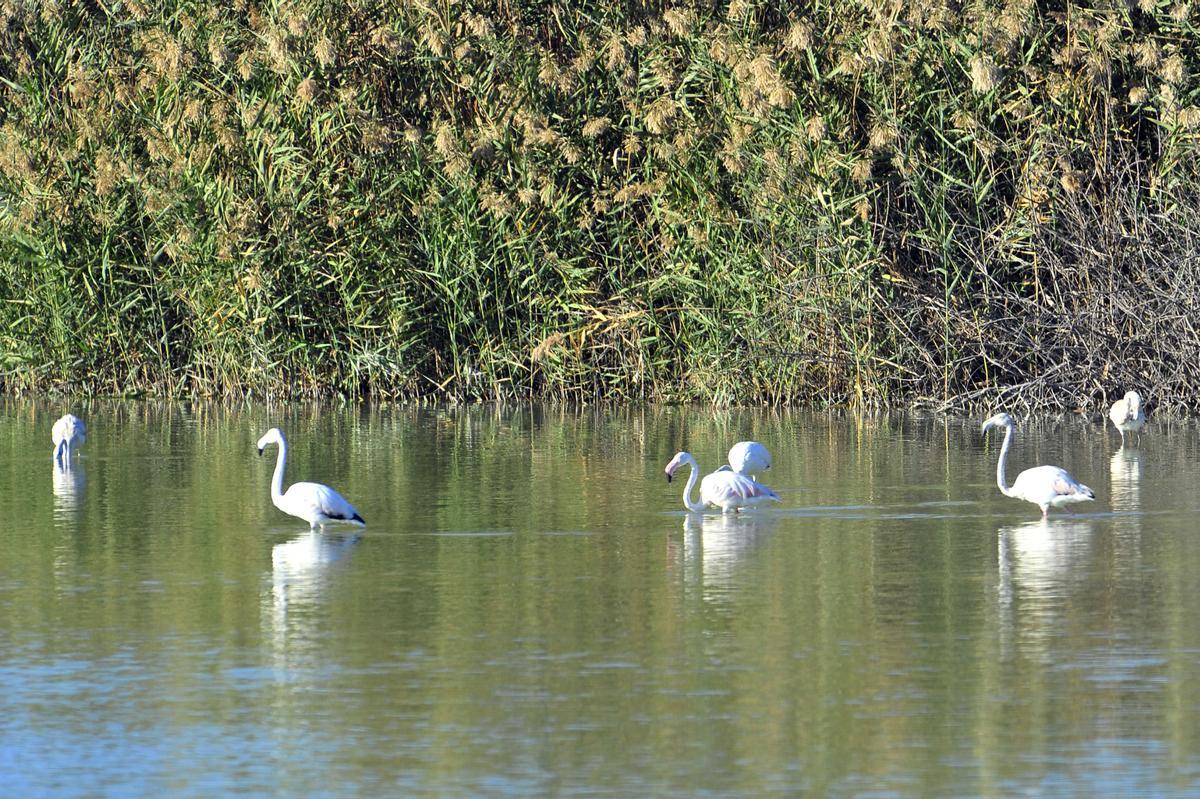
257;428;365;529
664;451;781;513
981;412;1095;518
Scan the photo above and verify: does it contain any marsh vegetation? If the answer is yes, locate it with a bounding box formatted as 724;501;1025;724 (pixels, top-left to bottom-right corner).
2;0;1199;409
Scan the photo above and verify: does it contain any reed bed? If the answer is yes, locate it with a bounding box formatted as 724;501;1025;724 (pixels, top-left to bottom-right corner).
2;0;1200;410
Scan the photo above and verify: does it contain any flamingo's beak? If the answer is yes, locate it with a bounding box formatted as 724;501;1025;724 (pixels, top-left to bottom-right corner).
257;447;264;456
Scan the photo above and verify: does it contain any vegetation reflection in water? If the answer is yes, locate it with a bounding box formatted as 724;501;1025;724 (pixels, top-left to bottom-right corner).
0;400;1198;797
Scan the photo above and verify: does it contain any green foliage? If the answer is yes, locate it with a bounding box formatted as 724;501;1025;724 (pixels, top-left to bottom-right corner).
3;0;1200;407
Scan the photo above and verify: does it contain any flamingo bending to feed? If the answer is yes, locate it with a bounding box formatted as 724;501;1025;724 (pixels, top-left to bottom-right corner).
981;412;1095;518
1108;390;1146;446
728;440;771;479
665;451;781;513
257;428;365;529
52;414;86;464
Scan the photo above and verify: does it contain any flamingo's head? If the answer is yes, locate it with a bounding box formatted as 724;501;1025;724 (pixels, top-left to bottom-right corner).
664;451;691;483
256;427;285;455
981;412;1014;434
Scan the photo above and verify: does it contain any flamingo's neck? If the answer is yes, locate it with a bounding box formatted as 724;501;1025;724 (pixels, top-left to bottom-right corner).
995;423;1015;497
680;455;706;512
271;439;288;506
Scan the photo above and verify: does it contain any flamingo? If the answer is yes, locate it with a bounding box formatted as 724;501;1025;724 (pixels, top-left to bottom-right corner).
1108;390;1146;446
52;414;86;464
981;412;1095;518
664;451;781;513
256;428;365;529
727;440;771;479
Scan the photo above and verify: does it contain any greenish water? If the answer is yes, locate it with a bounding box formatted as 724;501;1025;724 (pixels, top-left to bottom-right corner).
2;401;1199;798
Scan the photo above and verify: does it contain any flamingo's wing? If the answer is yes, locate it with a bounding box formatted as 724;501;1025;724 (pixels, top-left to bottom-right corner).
1050;470;1094;498
286;482;366;524
1015;466;1094;504
1109;400;1131;426
702;470;780;506
52;415;71;445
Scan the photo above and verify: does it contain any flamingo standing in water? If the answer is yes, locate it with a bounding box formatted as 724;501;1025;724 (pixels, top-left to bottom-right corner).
981;412;1095;518
52;414;86;464
727;440;771;479
257;428;365;529
665;451;781;513
1108;390;1146;446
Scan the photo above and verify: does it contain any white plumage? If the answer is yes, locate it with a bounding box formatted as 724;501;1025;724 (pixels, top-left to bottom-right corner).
52;414;86;464
1108;390;1146;446
981;412;1095;518
665;451;781;513
727;440;771;479
256;427;365;529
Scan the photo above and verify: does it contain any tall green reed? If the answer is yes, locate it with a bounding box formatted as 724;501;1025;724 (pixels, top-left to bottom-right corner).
2;0;1200;409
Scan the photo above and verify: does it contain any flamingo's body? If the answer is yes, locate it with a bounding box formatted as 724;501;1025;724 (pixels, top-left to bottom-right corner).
1108;390;1146;445
728;440;771;479
257;428;365;529
52;414;86;464
665;451;781;513
981;412;1095;518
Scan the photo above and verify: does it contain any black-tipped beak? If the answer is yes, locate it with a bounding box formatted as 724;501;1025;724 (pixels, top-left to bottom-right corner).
665;473;673;483
257;447;263;456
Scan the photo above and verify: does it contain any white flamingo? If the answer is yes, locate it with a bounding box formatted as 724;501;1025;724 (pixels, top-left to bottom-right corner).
665;451;781;513
981;412;1095;518
1108;390;1146;446
52;414;86;464
727;440;771;479
256;428;365;529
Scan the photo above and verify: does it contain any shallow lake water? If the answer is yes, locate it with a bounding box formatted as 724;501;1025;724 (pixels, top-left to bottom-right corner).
2;400;1199;797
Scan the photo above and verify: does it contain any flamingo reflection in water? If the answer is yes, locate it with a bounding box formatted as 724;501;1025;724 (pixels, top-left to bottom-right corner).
270;530;362;618
1109;445;1142;512
996;518;1095;656
51;460;85;522
678;512;777;600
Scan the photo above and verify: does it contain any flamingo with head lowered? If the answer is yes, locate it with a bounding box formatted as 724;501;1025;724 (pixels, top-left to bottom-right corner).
665;451;781;513
727;440;771;479
1108;390;1146;446
257;428;365;529
981;412;1095;518
52;414;86;465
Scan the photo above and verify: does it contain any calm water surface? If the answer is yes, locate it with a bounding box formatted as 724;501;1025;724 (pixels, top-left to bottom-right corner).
2;401;1199;798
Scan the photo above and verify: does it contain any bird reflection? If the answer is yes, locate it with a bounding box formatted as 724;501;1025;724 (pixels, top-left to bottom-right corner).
1109;445;1145;578
681;512;776;600
1109;446;1141;511
268;530;361;623
51;460;85;524
997;517;1094;658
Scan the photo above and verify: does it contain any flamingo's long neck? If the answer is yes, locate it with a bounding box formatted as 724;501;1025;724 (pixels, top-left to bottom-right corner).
995;422;1016;497
680;456;706;512
270;438;288;507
